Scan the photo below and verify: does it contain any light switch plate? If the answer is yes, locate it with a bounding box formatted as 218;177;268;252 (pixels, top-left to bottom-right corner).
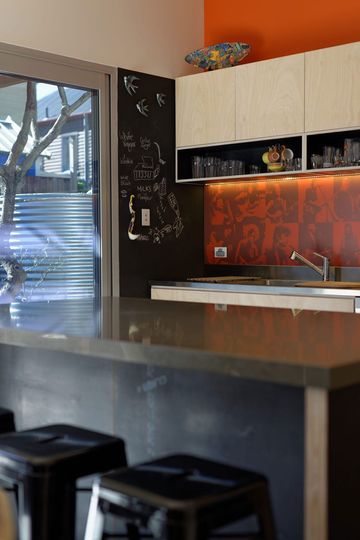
141;208;150;226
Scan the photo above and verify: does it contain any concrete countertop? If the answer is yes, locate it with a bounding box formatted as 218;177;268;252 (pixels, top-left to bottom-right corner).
0;296;359;390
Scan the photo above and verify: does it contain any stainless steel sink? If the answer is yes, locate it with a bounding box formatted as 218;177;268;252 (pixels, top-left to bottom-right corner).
263;279;360;289
264;279;304;287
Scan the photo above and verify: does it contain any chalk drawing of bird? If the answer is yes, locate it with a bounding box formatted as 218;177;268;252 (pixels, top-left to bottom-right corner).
156;93;166;107
136;98;149;117
124;75;139;96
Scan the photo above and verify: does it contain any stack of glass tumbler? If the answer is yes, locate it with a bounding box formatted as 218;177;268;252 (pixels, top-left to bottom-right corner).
191;156;245;178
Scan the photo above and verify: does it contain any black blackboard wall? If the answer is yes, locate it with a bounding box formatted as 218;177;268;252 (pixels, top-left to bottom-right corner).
118;68;204;297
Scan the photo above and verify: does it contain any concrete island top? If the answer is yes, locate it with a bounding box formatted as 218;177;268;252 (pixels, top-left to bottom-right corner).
0;296;359;390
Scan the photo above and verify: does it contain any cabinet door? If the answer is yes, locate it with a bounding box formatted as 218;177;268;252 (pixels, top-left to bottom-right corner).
176;68;236;147
236;54;305;140
305;42;360;132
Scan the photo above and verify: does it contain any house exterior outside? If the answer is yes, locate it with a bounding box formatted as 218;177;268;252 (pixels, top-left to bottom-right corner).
0;88;95;301
36;87;93;193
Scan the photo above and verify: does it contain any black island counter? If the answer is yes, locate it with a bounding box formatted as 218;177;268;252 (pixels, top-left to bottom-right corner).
0;296;359;540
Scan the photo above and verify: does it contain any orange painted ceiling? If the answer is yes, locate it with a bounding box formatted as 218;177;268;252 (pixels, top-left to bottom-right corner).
204;0;360;63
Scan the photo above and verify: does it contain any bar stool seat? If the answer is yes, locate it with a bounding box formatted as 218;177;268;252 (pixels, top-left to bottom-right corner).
0;424;127;540
0;408;15;434
85;453;277;540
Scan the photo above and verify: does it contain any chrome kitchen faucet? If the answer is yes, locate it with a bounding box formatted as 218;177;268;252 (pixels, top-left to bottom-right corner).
290;251;330;281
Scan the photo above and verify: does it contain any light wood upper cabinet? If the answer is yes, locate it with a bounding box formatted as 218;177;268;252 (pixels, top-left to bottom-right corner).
176;68;236;147
235;54;305;140
305;42;360;132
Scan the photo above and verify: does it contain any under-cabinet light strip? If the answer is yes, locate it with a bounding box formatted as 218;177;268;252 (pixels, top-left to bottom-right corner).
205;171;360;187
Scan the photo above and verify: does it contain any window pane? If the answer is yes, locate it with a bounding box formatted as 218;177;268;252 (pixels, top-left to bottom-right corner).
0;76;99;302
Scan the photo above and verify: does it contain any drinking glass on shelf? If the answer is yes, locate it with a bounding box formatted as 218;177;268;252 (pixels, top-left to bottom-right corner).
214;157;221;176
191;156;203;178
285;158;294;171
235;160;245;175
294;157;302;170
343;138;353;166
351;141;360;165
310;154;323;169
219;160;229;176
249;165;260;174
334;148;344;167
228;160;237;175
204;156;216;177
323;146;335;168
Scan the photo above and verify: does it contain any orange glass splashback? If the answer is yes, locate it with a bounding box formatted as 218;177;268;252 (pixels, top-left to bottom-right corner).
204;175;360;267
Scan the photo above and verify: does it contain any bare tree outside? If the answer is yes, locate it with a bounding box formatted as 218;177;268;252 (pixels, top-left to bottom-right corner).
0;81;91;301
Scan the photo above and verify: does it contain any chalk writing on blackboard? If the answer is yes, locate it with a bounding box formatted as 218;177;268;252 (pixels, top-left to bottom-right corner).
158;178;167;197
156;206;165;225
149;225;173;244
120;131;136;152
120;154;133;166
137;185;152;194
140;137;151;151
120;189;128;198
136;98;149;117
124;75;139;96
128;194;149;241
154;178;167;209
168;192;184;238
133;156;160;181
137;184;153;202
127;179;184;243
120;175;131;186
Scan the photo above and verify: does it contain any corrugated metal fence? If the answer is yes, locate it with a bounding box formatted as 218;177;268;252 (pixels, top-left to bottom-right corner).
9;298;100;336
0;193;96;301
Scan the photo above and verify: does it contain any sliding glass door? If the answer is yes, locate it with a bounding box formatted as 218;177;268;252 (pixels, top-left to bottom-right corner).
0;44;116;304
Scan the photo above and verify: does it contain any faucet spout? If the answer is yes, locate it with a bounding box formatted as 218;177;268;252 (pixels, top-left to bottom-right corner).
290;250;330;281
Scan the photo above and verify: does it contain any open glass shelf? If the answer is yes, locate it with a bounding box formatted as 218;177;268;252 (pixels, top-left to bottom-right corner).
306;128;360;173
177;136;303;183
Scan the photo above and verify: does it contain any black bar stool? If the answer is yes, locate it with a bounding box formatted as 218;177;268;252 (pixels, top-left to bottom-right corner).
0;408;16;505
0;408;15;434
0;424;127;540
84;453;277;540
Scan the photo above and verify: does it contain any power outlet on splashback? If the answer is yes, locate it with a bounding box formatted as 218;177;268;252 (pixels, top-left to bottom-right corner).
141;208;150;227
214;246;227;258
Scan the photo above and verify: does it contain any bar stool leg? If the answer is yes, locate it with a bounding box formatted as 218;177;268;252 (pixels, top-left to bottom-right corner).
126;523;141;540
165;522;197;540
84;486;106;540
18;476;76;540
255;486;277;540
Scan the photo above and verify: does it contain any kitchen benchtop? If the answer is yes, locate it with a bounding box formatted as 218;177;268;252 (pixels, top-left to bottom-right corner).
0;296;360;390
151;279;360;301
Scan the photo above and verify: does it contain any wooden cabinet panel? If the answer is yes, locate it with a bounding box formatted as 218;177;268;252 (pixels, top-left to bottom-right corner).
305;42;360;132
176;68;236;147
151;287;354;312
235;54;305;140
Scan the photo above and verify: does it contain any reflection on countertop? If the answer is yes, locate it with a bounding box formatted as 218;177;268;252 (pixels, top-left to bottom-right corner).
0;296;359;389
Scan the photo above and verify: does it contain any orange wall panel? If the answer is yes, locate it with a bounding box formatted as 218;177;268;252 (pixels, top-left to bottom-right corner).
204;0;360;63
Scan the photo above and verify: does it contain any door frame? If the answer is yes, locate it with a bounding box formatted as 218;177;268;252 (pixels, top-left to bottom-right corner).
0;41;119;297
